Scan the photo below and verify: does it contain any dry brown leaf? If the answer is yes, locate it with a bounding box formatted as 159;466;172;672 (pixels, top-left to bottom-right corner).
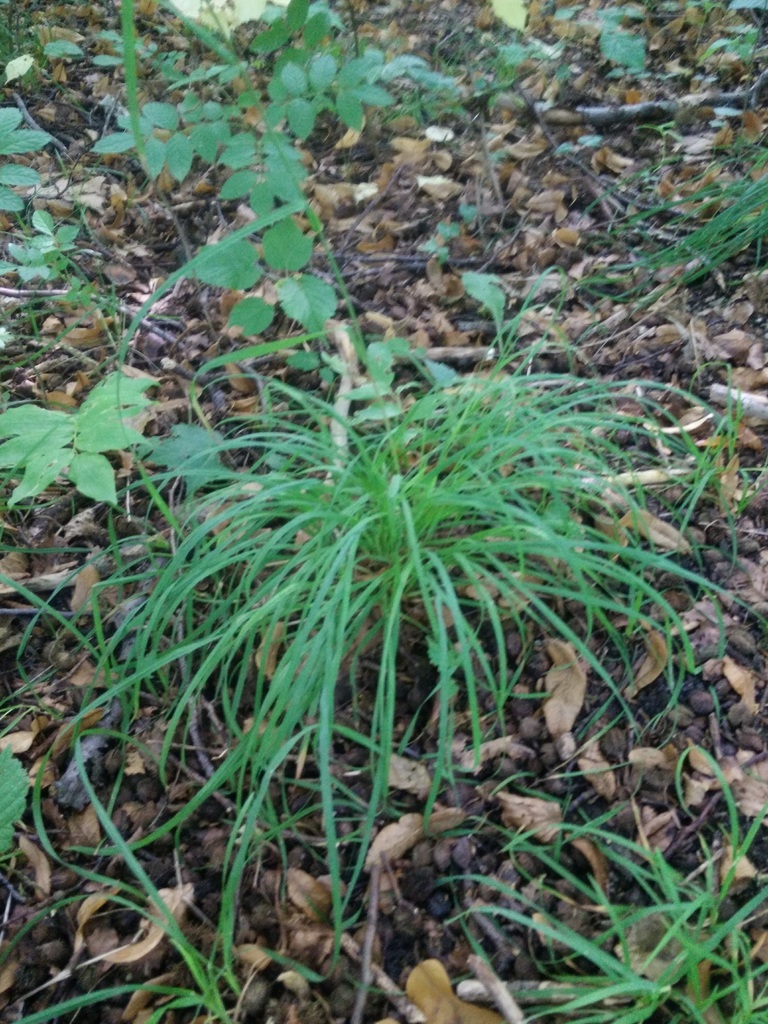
425;807;467;835
389;753;431;797
287;868;333;922
120;972;177;1021
628;745;678;771
365;813;424;869
619;509;691;554
720;843;757;892
234;944;272;971
570;836;609;893
542;639;587;739
497;792;562;842
17;835;51;897
70;564;100;612
629;629;668;695
454;736;531;773
417;175;463;200
104;884;193;965
577;741;617;800
0;731;35;754
722;655;759;713
406;959;502;1024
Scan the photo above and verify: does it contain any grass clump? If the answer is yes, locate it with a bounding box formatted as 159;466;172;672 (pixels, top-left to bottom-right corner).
93;347;731;898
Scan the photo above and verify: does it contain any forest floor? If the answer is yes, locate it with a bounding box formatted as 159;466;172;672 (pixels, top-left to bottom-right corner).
2;1;768;1022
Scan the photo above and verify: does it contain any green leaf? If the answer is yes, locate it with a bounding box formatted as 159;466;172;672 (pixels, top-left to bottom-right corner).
308;53;337;91
44;40;84;58
276;274;337;331
0;747;28;855
335;90;363;129
92;132;137;155
220;169;260;200
286;97;316;139
67;452;117;505
462;271;506;325
220;132;257;169
75;373;155;452
280;62;308;96
10;447;72;505
491;0;528;31
600;27;645;70
142;102;179;131
0;406;74;461
166;132;194;181
150;424;228;490
228;296;275;335
144;136;167;179
193;238;262;289
262;219;313;271
0;187;24;211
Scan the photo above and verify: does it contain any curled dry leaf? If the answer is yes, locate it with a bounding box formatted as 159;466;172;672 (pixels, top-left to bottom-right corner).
74;883;193;965
286;868;333;922
365;813;424;870
542;639;586;740
619;509;691;554
497;792;562;842
389;753;431;797
570;837;609;893
406;959;502;1024
722;655;759;713
17;835;51;897
628;629;668;696
577;740;617;800
234;944;272;971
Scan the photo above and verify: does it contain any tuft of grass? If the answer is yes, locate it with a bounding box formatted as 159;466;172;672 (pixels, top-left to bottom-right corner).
87;354;733;915
462;757;768;1024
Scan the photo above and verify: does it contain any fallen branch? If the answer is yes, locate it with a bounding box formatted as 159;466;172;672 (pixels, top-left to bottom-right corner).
709;384;768;421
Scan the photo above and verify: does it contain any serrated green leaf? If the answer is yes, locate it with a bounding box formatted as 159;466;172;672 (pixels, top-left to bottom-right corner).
193;238;262;289
91;132;137;155
335;90;363;129
600;27;645;70
280;61;308;96
220;168;259;200
9;446;72;505
67;452;117;505
166;132;194;181
262;220;313;271
75;373;155;452
0;746;28;854
277;273;336;331
309;53;337;91
286;98;316;139
228;296;274;334
462;271;506;325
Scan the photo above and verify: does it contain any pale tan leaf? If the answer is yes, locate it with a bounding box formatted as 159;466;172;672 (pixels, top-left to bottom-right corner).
286;868;332;922
278;970;311;998
104;884;193;964
425;807;467;834
120;972;176;1021
406;959;503;1024
570;836;609;892
542;639;586;739
234;944;272;970
629;630;668;695
18;835;51;897
619;510;691;554
497;792;562;842
722;655;759;713
365;813;424;869
577;741;617;800
70;564;100;613
389;753;431;797
0;731;35;754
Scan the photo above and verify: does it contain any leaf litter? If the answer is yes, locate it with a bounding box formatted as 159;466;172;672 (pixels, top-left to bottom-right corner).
1;0;768;1022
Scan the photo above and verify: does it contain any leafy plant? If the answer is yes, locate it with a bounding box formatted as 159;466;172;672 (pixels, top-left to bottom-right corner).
0;108;50;213
0;745;28;855
0;208;80;282
0;372;155;506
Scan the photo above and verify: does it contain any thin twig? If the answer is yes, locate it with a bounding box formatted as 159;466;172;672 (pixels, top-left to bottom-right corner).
349;863;381;1024
340;932;425;1023
13;92;68;154
467;955;526;1024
